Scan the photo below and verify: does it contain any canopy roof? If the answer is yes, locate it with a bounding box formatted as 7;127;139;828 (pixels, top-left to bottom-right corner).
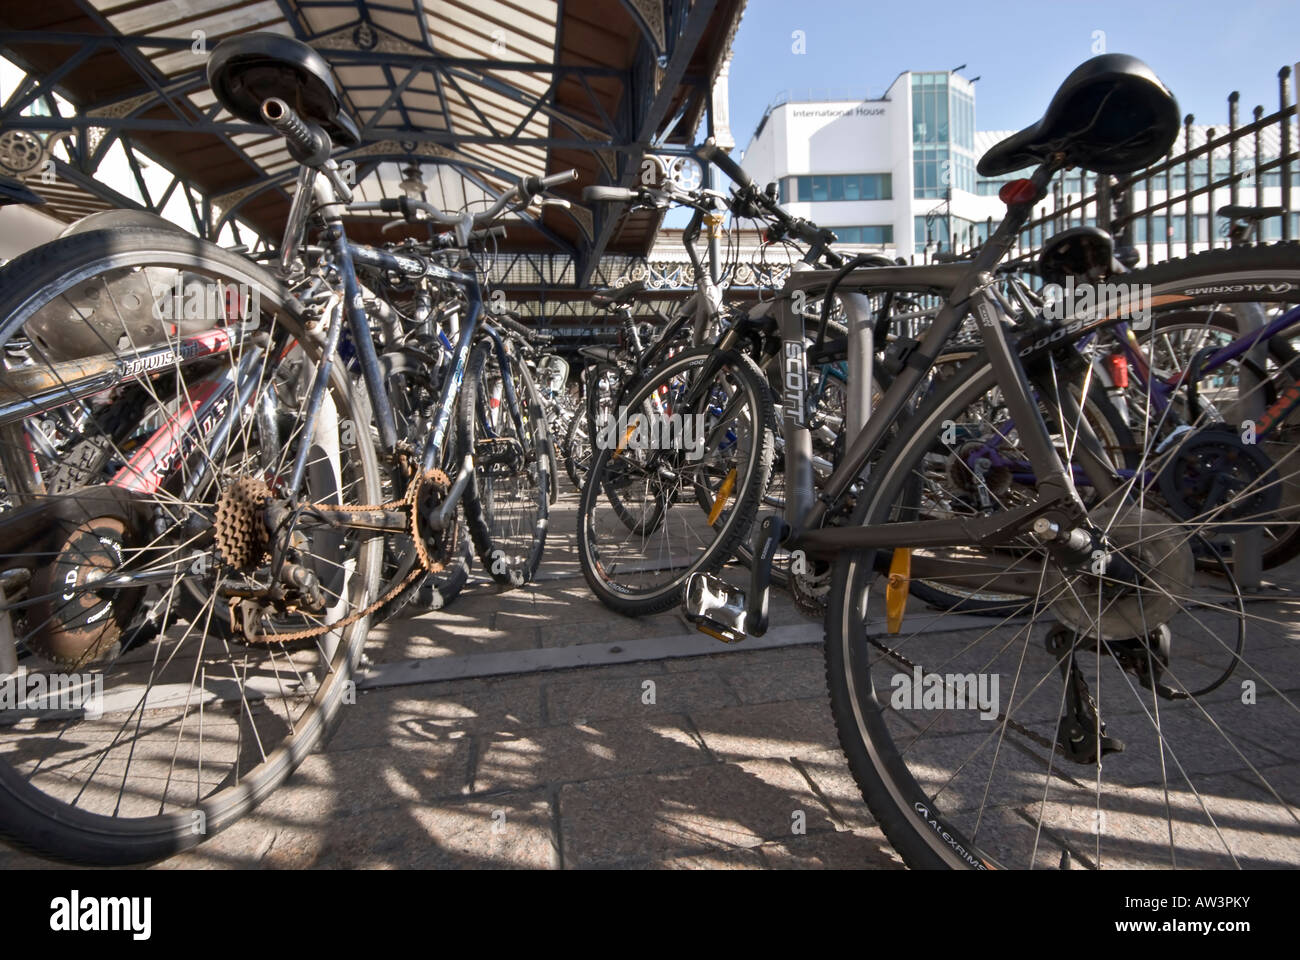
0;0;745;281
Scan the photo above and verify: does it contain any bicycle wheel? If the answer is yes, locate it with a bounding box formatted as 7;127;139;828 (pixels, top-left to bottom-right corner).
826;244;1300;869
0;226;382;864
1118;303;1300;569
459;339;549;585
577;345;774;616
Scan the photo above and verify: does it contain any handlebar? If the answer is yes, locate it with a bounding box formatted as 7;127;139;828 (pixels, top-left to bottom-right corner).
491;310;553;348
582;185;639;203
697;137;754;190
524;169;579;196
352;169;577;230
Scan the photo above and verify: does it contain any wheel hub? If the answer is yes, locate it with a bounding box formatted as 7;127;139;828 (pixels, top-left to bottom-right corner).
26;517;142;667
1046;504;1193;641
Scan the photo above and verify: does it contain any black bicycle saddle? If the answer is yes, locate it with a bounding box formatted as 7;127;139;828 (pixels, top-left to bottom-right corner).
979;54;1179;177
591;280;646;308
208;33;360;146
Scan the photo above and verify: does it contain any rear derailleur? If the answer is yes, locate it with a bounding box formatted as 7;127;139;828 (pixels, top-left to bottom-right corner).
1044;623;1187;766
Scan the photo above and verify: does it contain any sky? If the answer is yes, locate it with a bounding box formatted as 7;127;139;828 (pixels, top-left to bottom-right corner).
724;0;1299;157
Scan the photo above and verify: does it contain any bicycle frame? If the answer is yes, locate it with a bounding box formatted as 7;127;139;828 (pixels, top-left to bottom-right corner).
768;159;1106;557
1107;304;1300;438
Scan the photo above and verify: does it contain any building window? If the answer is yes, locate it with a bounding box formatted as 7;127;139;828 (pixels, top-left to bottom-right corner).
913;146;949;199
785;173;891;202
833;225;893;244
950;86;975;152
912;72;949;145
1134;215;1170;244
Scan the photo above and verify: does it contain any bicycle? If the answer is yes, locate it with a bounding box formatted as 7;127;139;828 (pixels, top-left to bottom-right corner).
677;54;1300;869
0;32;573;863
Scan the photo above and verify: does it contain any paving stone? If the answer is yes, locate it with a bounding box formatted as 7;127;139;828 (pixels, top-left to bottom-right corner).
537;613;685;647
692;699;841;761
253;738;474;820
721;655;830;705
543;669;739;724
558;760;837;868
154;816;279;870
471;715;708;793
1011;771;1300;869
794;748;881;834
653;847;767;869
327;682;544;748
366;612;535;660
312;793;556;869
756;829;906;869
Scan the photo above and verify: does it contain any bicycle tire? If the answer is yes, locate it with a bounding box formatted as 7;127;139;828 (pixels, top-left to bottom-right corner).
0;226;382;865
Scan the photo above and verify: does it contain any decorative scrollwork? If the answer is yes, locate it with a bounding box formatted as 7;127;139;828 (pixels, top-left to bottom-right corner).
609;255;793;292
0;130;45;176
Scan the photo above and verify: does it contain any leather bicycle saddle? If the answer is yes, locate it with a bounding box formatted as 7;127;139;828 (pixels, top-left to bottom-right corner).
591;280;646;308
208;33;360;146
979;54;1179;177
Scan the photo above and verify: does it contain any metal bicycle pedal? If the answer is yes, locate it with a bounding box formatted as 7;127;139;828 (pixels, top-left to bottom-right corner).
683;514;787;643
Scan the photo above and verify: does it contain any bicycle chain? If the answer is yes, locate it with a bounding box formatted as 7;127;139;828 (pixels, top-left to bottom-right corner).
232;462;450;644
866;635;1062;756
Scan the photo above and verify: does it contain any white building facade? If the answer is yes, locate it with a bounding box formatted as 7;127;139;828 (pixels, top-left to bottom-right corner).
741;69;1299;266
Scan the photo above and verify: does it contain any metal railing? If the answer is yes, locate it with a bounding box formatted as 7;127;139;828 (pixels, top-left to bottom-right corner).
939;65;1298;271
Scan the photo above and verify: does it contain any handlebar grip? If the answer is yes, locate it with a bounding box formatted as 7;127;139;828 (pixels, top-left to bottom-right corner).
494;312;535;339
521;169;578;197
792;220;829;245
583;185;638;203
698;137;753;189
494;313;553;349
378;198;404;213
261;98;331;165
